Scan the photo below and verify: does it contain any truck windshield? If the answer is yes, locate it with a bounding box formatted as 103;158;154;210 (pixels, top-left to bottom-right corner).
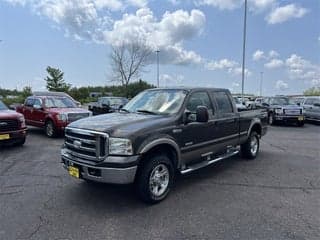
270;97;295;105
123;89;187;115
45;97;77;108
0;100;8;110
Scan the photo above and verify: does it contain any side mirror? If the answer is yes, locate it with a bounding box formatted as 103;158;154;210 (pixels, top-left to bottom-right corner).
196;106;209;123
314;103;320;107
33;104;42;110
297;102;301;106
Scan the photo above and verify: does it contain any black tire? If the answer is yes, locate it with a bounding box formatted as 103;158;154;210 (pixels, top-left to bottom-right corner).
268;113;275;125
136;154;174;204
45;120;57;138
15;136;26;146
297;121;304;127
241;131;260;160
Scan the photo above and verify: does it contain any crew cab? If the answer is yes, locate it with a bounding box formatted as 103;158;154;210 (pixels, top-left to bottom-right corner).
61;88;268;203
88;97;128;115
17;95;91;137
302;97;320;122
262;96;305;126
0;100;27;146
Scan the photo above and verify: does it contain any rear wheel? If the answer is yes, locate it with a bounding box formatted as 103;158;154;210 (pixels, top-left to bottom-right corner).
241;131;260;160
45;120;57;138
136;154;174;204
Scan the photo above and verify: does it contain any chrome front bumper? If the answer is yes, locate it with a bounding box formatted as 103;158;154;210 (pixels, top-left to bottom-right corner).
61;153;139;184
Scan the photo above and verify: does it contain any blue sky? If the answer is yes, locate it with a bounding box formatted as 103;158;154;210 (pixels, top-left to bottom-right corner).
0;0;319;96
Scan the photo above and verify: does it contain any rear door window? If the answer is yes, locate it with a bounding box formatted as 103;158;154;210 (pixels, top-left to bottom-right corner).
212;92;234;114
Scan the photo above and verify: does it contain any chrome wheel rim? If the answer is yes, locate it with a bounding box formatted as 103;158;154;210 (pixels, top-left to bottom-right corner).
149;164;169;197
250;135;258;155
46;122;53;136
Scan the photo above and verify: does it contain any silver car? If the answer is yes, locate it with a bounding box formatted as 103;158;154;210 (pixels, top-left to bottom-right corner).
302;97;320;122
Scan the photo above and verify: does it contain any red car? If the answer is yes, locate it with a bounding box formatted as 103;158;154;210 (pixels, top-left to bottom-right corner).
0;100;27;146
16;95;91;137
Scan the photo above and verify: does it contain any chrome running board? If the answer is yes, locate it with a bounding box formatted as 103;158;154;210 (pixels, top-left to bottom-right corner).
180;150;239;175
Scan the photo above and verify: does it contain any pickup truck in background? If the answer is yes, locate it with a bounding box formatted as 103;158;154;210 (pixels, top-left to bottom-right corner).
61;87;268;203
261;96;305;126
88;97;128;115
17;95;91;137
301;96;320;122
0;100;27;146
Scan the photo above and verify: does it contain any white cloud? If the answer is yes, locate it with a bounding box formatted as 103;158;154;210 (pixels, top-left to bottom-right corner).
266;4;308;24
104;8;206;65
264;59;283;69
275;80;288;90
285;54;320;85
269;50;279;58
206;58;251;76
205;59;238;70
160;73;185;86
252;50;265;61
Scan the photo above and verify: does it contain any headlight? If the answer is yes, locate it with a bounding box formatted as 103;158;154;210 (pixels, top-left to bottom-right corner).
275;108;282;114
109;138;133;155
18;116;26;128
56;113;68;122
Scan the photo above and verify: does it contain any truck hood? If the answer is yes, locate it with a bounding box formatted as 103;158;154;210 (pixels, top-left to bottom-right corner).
0;109;23;119
46;107;90;114
68;112;172;137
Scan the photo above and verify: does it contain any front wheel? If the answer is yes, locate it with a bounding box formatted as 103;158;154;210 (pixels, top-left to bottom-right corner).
268;113;275;125
15;136;26;146
241;132;260;160
136;154;174;204
45;120;57;138
297;121;304;127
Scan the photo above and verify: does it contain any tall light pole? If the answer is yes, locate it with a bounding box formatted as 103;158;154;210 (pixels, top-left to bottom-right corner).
260;71;263;97
241;0;248;103
156;50;160;87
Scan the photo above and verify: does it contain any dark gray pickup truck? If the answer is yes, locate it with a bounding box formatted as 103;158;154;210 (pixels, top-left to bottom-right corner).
61;87;268;203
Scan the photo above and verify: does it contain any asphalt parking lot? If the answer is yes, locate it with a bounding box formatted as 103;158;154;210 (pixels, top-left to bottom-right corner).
0;124;319;240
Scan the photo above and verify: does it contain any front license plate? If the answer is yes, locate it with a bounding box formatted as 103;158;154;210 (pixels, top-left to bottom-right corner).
0;134;10;140
68;166;79;178
298;116;304;121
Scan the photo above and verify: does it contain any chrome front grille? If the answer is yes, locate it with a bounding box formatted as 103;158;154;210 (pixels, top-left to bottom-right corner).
67;113;90;122
65;127;108;162
284;109;302;115
0;119;19;132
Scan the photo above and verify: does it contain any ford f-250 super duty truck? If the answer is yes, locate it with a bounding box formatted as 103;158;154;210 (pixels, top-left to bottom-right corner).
61;87;268;203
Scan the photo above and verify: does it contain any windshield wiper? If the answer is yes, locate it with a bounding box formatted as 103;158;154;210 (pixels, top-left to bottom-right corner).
120;108;130;113
136;109;158;115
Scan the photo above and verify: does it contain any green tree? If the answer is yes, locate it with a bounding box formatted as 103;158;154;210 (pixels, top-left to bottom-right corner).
21;86;32;99
45;66;71;92
303;87;320;96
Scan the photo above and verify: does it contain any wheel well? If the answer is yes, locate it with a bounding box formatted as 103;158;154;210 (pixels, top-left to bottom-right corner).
250;124;262;136
139;144;179;169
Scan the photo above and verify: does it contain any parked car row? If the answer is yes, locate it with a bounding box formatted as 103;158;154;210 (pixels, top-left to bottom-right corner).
0;100;27;146
88;96;128;115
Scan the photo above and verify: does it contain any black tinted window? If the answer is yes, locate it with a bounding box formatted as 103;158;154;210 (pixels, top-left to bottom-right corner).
213;92;234;114
25;98;34;107
186;92;214;119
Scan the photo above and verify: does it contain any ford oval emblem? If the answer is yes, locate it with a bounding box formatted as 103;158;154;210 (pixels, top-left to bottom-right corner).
73;140;82;148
